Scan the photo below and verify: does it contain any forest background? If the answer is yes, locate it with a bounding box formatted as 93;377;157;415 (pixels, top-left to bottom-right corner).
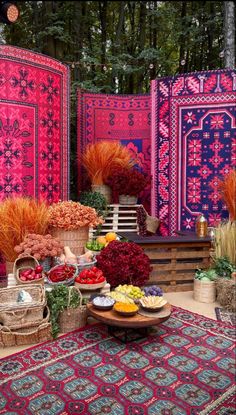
1;1;235;199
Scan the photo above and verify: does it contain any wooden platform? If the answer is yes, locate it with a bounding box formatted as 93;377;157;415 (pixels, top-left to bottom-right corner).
89;204;140;239
121;232;212;293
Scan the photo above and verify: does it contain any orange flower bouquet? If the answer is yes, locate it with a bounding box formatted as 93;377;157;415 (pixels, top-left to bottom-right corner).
48;201;104;256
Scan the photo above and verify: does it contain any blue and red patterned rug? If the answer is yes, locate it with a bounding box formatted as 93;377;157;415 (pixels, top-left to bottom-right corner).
151;69;236;234
77;90;151;211
0;307;235;414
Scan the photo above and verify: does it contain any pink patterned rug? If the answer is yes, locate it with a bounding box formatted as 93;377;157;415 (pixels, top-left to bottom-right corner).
77;90;151;211
0;45;70;202
151;69;236;235
1;307;235;414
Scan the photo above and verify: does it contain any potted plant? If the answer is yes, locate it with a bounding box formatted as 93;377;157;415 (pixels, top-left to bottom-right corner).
96;240;151;288
105;166;150;204
82;141;136;203
0;197;50;274
193;268;218;303
48;201;104;256
79;191;108;218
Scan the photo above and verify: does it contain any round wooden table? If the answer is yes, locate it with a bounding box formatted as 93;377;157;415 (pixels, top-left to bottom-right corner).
87;302;172;342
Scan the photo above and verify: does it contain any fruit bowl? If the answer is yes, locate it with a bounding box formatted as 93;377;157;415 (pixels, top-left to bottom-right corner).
92;296;115;310
74;280;106;290
46;264;78;286
113;302;139;317
139;296;167;312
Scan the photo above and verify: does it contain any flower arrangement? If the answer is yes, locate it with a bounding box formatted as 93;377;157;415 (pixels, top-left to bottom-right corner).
96;240;151;287
48;201;104;229
82;141;136;185
0;197;50;261
14;234;64;260
105;166;149;197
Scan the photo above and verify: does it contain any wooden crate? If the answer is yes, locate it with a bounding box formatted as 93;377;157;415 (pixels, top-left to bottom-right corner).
89;204;140;239
121;232;212;292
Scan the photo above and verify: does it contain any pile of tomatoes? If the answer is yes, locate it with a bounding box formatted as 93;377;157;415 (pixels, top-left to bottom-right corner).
19;265;43;282
75;266;105;285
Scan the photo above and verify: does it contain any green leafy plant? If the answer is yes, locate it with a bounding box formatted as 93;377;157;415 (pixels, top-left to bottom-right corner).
213;256;236;279
46;285;86;338
79;191;108;217
194;268;218;282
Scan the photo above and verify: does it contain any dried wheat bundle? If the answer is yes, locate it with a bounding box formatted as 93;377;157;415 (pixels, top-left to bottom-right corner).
0;197;50;261
216;278;236;311
214;221;236;265
218;169;236;221
82;141;137;185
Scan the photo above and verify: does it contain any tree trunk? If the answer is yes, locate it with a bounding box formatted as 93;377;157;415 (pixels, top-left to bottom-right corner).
223;1;235;68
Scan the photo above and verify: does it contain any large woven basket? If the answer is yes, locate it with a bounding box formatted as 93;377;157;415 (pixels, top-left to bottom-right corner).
58;286;87;333
0;284;46;329
193;279;216;303
51;227;89;256
0;306;52;347
91;184;112;204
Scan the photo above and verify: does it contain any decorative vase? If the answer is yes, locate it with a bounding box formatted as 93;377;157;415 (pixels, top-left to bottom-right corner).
91;184;112;204
119;195;138;205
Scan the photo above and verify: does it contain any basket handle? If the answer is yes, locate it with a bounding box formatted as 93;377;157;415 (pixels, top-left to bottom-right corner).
9;308;29;319
67;286;82;308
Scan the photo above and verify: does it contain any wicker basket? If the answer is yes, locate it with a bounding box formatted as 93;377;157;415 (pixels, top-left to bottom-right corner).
58;286;87;333
0;306;52;347
13;256;39;277
51;227;89;256
193;279;216;303
15;267;45;286
0;284;46;329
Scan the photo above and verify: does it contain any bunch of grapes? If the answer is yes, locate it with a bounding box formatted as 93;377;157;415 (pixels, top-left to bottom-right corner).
116;284;144;299
144;285;163;296
137;206;147;236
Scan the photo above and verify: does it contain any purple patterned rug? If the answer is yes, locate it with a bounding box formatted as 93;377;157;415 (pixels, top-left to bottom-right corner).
0;307;235;414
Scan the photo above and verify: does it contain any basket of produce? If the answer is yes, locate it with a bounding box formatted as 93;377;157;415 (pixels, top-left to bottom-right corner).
113;302;139;317
139;296;167;312
0;306;52;347
77;252;97;271
115;284;145;302
13;255;39;278
46;264;78;286
92;296;115;311
0;284;46;329
74;266;106;290
15;265;45;285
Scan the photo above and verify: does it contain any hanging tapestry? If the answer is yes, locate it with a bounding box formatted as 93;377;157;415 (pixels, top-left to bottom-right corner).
77;90;151;210
151;69;236;235
0;45;70;203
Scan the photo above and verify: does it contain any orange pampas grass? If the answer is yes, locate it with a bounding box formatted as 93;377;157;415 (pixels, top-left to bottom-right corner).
82;141;137;185
218;170;236;221
0;197;50;261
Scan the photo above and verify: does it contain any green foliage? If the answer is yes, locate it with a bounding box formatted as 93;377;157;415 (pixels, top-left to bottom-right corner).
46;285;83;338
213;256;236;279
79;191;108;217
194;268;218;281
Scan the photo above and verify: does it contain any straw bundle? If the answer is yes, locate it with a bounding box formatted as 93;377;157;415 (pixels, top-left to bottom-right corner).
214;221;236;265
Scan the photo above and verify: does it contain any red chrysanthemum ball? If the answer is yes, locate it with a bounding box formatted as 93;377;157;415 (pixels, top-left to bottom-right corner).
96;240;152;288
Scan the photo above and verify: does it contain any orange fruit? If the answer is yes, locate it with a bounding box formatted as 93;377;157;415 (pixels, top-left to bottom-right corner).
96;236;107;246
105;232;117;242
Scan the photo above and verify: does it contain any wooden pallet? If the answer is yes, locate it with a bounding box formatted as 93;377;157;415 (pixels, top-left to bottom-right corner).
89;204;140;239
121;232;212;293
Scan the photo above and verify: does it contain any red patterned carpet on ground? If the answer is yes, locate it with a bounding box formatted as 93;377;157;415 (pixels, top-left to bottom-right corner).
77;90;151;211
151;69;236;235
0;307;235;415
0;45;70;202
